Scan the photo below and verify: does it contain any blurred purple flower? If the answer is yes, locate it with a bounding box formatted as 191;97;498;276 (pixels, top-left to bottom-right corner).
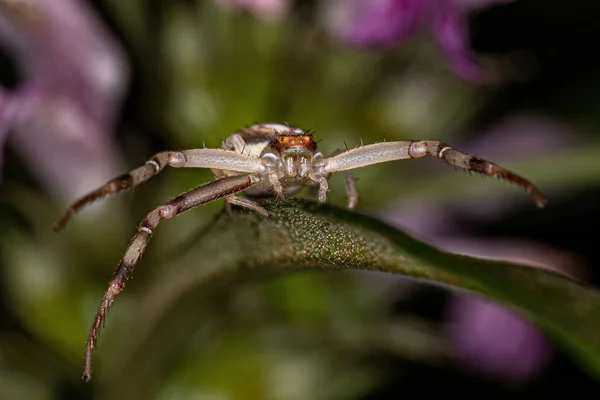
0;0;128;199
446;295;552;381
439;236;582;382
216;0;290;21
326;0;516;82
0;86;14;173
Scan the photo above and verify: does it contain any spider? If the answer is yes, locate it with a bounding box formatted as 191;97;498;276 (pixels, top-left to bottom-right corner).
54;123;546;381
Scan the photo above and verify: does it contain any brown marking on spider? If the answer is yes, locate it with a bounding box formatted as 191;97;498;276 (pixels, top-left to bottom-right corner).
271;134;317;153
468;157;547;207
54;123;546;382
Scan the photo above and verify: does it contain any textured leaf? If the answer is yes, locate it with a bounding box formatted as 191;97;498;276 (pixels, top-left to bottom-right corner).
109;197;600;388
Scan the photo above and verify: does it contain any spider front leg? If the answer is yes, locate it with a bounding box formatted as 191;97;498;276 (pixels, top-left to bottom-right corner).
54;148;266;231
344;171;358;209
308;149;357;208
324;141;546;207
82;173;260;382
329;148;358;209
225;195;272;217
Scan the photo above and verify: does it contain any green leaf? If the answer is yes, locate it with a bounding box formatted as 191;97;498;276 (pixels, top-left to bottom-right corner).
104;198;600;392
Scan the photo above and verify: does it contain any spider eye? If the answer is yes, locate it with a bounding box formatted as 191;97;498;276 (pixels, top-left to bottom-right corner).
280;138;285;143
300;139;305;144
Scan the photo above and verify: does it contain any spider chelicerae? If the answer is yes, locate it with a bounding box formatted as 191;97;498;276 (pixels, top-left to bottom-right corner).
54;123;546;381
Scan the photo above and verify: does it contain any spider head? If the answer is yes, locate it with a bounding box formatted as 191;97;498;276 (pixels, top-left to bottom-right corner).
272;133;317;153
270;132;317;179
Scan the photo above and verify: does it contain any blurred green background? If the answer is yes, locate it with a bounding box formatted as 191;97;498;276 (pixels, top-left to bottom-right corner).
1;0;600;398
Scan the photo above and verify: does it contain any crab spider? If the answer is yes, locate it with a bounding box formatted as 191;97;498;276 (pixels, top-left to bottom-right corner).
54;123;546;381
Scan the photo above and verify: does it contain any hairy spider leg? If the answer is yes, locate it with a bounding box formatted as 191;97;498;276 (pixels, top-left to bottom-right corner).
344;171;358;209
329;148;358;209
54;149;267;231
324;140;546;208
82;173;259;382
309;148;358;208
225;195;272;217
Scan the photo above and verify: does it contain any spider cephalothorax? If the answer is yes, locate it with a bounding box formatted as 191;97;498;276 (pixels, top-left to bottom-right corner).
54;122;546;381
269;131;319;182
271;131;317;152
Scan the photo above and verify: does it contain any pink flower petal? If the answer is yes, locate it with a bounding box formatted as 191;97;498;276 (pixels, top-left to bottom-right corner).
446;295;552;381
428;0;485;81
0;0;128;198
341;0;425;48
328;0;515;81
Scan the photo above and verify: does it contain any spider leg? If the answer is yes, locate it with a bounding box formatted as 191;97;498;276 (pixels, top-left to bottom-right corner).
344;171;358;209
82;174;260;382
323;141;546;208
306;185;319;200
268;172;285;198
54;149;266;231
313;148;357;208
327;148;358;209
309;173;329;204
225;195;272;217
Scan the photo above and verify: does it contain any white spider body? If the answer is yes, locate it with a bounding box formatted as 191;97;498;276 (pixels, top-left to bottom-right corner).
54;122;545;381
215;123;327;199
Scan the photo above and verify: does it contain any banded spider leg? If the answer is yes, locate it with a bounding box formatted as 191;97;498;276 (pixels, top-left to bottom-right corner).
324;140;547;207
82;173;260;382
53;148;268;231
308;148;358;208
53;147;268;381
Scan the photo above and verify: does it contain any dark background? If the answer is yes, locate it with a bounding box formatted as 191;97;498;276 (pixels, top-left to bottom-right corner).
0;0;599;398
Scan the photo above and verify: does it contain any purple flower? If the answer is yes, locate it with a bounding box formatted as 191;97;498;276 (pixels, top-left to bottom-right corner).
327;0;516;82
0;87;15;175
446;295;552;381
0;0;128;198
